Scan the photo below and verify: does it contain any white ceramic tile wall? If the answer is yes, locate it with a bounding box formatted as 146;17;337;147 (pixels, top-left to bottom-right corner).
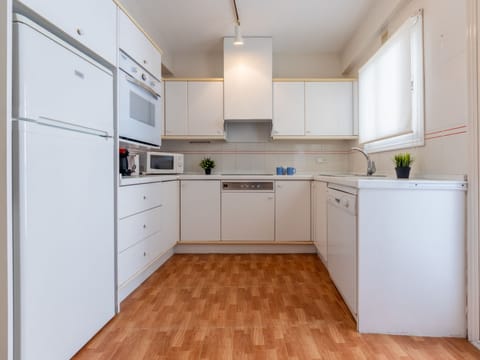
162;139;351;174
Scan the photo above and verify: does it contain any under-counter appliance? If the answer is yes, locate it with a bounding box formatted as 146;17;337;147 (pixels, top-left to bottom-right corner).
221;181;275;241
118;50;162;147
12;15;115;360
327;185;357;317
139;152;184;174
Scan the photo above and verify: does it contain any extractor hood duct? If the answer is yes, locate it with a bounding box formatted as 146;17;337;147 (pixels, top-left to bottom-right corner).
223;37;273;121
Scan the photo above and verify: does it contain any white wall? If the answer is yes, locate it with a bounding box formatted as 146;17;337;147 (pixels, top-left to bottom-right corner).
344;0;469;178
168;51;343;78
0;1;12;359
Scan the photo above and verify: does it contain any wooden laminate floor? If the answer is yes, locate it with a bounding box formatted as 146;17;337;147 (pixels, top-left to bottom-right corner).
74;254;480;359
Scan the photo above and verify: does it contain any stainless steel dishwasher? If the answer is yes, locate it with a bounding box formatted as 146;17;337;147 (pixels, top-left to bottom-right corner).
327;185;357;318
221;181;275;241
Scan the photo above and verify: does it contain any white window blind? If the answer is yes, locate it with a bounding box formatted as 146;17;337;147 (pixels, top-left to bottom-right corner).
359;13;424;149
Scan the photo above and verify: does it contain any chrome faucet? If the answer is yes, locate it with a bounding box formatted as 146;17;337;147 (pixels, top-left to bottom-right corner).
351;147;376;176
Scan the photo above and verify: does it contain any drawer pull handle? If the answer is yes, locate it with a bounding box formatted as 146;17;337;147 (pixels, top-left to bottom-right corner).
143;195;147;200
143;252;147;257
76;28;84;36
143;224;147;229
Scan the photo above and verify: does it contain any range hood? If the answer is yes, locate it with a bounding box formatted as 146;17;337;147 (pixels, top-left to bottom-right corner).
223;37;273;121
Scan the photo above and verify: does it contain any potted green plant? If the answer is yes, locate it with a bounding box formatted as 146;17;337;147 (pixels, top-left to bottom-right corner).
199;157;215;175
394;152;413;179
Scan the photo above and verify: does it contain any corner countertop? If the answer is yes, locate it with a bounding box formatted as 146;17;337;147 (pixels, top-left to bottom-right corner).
314;174;467;191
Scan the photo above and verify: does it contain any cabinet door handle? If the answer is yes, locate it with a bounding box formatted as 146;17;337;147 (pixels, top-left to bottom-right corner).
143;195;147;200
143;224;147;229
143;59;148;65
76;28;84;36
143;252;147;257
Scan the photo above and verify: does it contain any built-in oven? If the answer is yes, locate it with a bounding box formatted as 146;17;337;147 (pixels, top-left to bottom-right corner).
118;50;162;147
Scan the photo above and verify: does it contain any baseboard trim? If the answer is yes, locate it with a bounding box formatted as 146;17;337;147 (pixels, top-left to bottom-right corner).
178;241;314;245
118;248;174;304
471;340;480;350
174;244;317;254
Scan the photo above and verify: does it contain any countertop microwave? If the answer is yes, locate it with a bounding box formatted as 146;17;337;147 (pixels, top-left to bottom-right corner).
139;152;184;174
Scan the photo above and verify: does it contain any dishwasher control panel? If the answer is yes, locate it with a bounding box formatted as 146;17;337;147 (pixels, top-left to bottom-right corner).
222;181;274;192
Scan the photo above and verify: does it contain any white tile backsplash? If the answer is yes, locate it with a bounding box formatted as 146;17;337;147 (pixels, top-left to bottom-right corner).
161;139;351;174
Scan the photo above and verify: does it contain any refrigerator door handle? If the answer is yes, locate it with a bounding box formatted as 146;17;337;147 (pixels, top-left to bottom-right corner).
23;116;112;138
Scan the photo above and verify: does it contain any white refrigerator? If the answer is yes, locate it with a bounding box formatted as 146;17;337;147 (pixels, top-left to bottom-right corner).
12;15;115;360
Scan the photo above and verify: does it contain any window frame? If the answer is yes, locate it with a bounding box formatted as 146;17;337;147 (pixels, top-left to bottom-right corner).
360;12;425;153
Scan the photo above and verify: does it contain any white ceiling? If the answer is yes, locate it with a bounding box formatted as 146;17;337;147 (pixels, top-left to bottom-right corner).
119;0;375;57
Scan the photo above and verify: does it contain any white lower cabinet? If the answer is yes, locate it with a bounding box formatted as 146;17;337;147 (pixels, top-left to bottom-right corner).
275;181;311;241
222;192;275;241
118;180;179;301
180;180;221;241
312;181;328;262
160;181;180;249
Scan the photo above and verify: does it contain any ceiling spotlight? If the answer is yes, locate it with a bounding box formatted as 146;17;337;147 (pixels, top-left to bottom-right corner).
232;0;244;46
233;24;244;46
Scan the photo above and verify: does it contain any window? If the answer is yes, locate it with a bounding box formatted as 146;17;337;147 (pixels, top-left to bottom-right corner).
359;12;424;153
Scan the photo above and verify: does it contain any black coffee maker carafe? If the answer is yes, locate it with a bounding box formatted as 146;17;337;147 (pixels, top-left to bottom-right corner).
119;148;132;176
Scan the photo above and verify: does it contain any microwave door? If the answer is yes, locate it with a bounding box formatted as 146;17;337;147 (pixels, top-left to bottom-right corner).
119;71;161;147
150;155;174;171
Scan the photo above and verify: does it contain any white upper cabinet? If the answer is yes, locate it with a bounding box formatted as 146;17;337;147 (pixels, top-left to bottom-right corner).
118;8;162;80
164;80;224;137
188;82;224;136
16;0;116;65
272;82;305;136
305;82;354;136
165;81;188;136
224;37;272;120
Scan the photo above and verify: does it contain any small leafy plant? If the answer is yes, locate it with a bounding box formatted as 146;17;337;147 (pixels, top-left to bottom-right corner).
394;153;413;168
199;157;216;170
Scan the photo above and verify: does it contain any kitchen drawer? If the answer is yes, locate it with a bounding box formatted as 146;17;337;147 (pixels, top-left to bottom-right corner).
118;206;162;252
118;182;163;219
118;231;163;286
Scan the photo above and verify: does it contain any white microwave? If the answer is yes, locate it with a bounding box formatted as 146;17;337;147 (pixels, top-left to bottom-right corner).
139;152;184;174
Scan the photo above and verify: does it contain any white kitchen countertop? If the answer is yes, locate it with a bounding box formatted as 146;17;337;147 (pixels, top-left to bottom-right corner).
314;174;467;190
120;173;314;186
119;174;178;186
120;172;467;190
